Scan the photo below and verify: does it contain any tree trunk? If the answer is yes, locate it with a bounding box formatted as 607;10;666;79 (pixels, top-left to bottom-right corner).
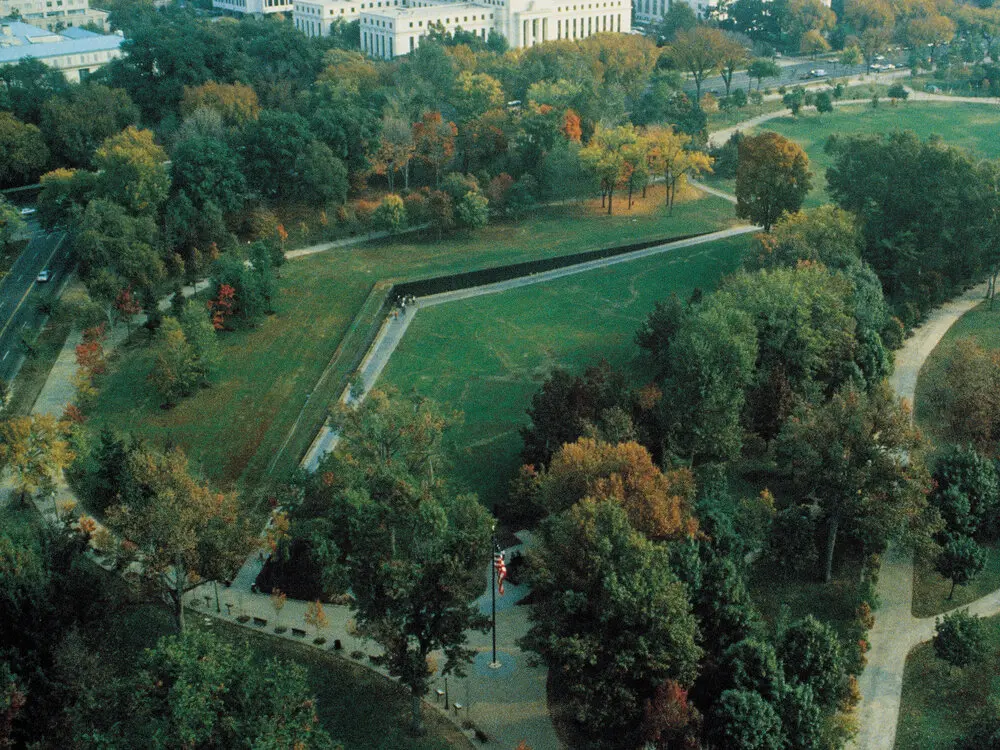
175;557;186;632
404;160;410;190
410;689;425;736
627;180;633;209
824;512;841;584
607;189;613;215
949;578;956;600
387;167;395;193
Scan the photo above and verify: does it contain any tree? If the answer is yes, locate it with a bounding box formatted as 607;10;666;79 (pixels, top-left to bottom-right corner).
427;190;455;239
657;299;758;462
0;113;49;187
0;200;27;257
799;29;831;56
720;638;783;698
238;110;315;204
934;609;986;669
708;690;784;750
815;89;833;113
735;131;812;231
92;127;169;217
668;27;729;101
747;58;781;91
887;82;909;102
783;88;805;115
520;362;631;469
169;136;247;216
314;390;492;734
148;317;198;405
113;285;141;336
456;191;489;229
655;2;697;42
179;81;260;127
936;534;987;599
931;444;1000;537
179;299;219;386
39;83;139;168
105;446;256;632
719;35;751;98
75;200;164;290
304;599;328;639
0;414;73;506
931;339;1000;451
778;615;846;707
520;437;699;539
0;57;68;124
373;115;415;192
523;499;701;749
580;125;638;215
373;193;407;235
121;629;335;748
646;127;713;213
776;383;932;583
452;71;505;123
412;111;457;187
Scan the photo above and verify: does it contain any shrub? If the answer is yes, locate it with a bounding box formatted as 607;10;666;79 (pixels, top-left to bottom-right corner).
934;609;986;668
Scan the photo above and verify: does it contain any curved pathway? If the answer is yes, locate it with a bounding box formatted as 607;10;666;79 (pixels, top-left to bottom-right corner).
851;282;992;750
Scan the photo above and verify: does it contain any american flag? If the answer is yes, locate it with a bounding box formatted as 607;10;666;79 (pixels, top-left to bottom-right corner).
494;550;507;596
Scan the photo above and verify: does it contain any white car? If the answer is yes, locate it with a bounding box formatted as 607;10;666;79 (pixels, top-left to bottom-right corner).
19;207;36;217
810;68;827;77
36;270;52;283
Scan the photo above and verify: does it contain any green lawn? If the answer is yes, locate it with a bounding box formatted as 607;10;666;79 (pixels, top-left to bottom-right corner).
896;613;1000;750
90;186;737;489
195;618;472;750
912;544;1000;619
710;101;1000;207
915;299;1000;447
379;233;751;510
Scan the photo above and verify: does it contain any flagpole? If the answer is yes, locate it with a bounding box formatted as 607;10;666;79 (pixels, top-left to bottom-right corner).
490;528;500;669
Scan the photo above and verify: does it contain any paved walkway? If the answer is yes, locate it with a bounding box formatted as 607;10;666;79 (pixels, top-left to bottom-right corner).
851;282;993;750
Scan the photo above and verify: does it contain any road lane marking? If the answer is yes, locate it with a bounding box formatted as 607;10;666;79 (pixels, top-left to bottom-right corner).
0;232;65;342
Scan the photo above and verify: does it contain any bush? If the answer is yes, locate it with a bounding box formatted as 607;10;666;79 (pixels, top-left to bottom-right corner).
456;191;489;229
710;131;743;179
934;609;986;668
403;191;428;224
373;194;407;235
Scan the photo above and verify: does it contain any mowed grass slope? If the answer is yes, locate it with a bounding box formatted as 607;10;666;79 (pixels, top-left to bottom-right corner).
380;233;752;509
712;102;1000;206
896;612;1000;750
92;187;737;488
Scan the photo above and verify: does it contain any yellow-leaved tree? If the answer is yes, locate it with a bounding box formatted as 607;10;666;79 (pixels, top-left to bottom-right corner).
0;414;74;506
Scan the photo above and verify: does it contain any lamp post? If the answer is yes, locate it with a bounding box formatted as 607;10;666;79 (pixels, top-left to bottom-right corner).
490;525;500;669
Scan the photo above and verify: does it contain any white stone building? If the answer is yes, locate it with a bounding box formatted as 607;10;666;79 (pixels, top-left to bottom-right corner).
0;0;108;31
633;0;717;26
213;0;294;17
0;20;123;81
294;0;630;58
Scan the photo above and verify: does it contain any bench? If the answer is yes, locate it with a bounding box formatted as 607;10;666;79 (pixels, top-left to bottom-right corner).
291;628;307;638
252;617;267;627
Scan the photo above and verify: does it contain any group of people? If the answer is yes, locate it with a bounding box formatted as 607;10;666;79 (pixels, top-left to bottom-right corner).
392;294;417;320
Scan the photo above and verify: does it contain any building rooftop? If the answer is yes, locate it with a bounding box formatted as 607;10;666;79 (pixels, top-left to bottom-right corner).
0;19;123;64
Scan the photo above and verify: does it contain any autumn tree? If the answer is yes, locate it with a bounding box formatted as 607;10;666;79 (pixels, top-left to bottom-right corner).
523;499;701;749
646;126;713;213
719;34;751;98
148;317;198;406
304;599;328;640
580;124;638;215
113;286;141;336
518;437;699;540
736;132;812;231
412;111;457;187
104;446;256;632
929;339;1000;451
0;414;73;506
179;81;260;127
777;383;932;582
92;126;170;217
373;115;415;192
668;27;728;101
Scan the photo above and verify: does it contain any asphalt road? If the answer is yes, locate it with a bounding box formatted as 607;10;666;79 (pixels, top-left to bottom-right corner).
0;220;73;383
687;54;910;97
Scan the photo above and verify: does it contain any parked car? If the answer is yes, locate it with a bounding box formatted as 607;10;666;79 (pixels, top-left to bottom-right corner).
36;270;52;283
19;207;36;217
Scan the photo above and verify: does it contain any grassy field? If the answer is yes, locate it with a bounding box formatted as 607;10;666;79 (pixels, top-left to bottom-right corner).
910;300;1000;615
90;186;737;489
912;544;1000;618
709;101;1000;206
195;618;472;750
896;612;1000;750
379;232;751;510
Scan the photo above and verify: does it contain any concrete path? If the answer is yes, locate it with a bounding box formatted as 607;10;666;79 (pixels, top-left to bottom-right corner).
851;282;991;750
